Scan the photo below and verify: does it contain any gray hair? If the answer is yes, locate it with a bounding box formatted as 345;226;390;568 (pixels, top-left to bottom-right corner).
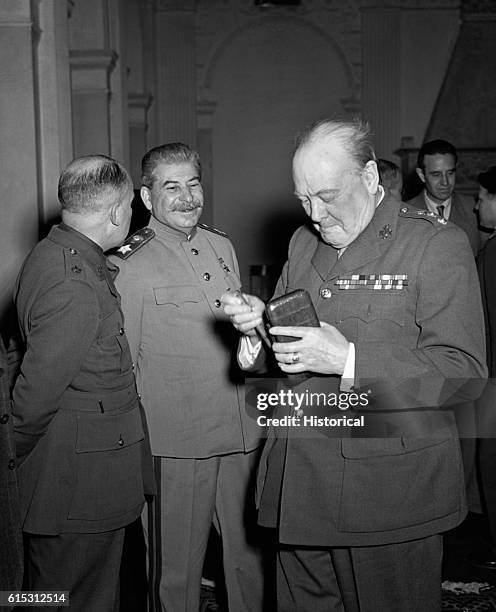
58;155;132;213
295;118;376;170
141;143;201;189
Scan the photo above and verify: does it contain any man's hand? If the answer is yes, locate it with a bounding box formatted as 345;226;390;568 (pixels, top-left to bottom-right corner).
270;322;350;375
221;291;265;341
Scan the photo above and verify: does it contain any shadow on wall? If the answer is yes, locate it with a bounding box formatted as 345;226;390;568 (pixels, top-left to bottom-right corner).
248;197;308;301
403;170;424;201
129;190;150;235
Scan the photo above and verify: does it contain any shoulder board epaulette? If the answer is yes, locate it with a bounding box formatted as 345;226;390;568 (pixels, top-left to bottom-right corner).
398;206;448;226
197;223;228;238
111;227;155;259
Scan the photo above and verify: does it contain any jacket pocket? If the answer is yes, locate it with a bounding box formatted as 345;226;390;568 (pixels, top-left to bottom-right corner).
68;406;145;521
338;292;405;327
338;437;461;533
153;285;201;307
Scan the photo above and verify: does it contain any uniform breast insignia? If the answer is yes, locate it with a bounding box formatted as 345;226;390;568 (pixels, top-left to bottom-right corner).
379;224;392;239
112;227;155;259
217;257;242;290
335;274;408;290
198;223;228;238
218;257;231;274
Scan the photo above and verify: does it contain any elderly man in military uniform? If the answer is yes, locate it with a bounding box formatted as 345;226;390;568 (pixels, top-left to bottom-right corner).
111;143;263;612
223;120;486;611
13;155;154;611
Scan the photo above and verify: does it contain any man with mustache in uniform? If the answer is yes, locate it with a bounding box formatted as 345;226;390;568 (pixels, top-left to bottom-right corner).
111;143;263;612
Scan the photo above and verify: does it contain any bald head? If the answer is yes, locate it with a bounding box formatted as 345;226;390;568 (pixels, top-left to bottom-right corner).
295;119;376;172
58;155;134;251
292;119;380;248
58;155;132;214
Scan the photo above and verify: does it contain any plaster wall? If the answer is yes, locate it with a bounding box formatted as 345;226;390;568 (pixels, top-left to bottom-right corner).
0;1;39;323
400;8;459;148
208;17;350;285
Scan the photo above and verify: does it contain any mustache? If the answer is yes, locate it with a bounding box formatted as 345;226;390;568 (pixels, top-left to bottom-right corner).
172;202;202;212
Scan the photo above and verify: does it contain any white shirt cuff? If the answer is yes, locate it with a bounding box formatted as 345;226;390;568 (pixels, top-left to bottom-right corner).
340;342;355;392
238;335;262;369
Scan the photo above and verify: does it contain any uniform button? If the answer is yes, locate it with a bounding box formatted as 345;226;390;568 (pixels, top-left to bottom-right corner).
191;248;199;255
203;272;210;281
72;265;81;274
119;327;125;335
70;248;77;255
8;459;15;470
320;288;332;299
214;299;221;308
118;436;124;447
132;362;135;371
138;393;142;400
0;413;8;424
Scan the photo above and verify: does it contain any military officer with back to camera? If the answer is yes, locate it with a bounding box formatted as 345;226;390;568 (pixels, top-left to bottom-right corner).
13;155;154;611
110;142;264;612
222;119;486;611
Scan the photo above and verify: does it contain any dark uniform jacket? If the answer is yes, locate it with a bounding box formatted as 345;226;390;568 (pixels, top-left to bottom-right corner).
478;235;496;377
256;195;487;547
407;190;480;256
111;217;260;458
0;337;23;591
13;224;154;535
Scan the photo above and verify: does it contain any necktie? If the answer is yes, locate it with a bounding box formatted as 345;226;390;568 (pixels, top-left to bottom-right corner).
437;205;445;219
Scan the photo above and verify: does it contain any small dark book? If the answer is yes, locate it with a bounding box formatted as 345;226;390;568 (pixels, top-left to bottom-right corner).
265;289;320;343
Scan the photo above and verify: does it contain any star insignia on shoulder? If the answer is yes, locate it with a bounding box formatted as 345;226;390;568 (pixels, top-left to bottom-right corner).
111;227;155;259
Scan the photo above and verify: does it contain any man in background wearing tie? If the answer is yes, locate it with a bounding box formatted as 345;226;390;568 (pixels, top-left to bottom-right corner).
407;139;479;255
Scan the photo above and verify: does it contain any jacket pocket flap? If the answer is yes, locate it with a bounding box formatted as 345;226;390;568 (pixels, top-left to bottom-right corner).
339;293;405;326
341;438;406;458
76;407;144;453
153;286;201;306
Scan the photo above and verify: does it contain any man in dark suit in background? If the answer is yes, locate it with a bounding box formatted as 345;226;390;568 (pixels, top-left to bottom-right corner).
223;119;486;611
0;335;23;596
13;155;154;611
473;166;496;568
407;139;480;255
